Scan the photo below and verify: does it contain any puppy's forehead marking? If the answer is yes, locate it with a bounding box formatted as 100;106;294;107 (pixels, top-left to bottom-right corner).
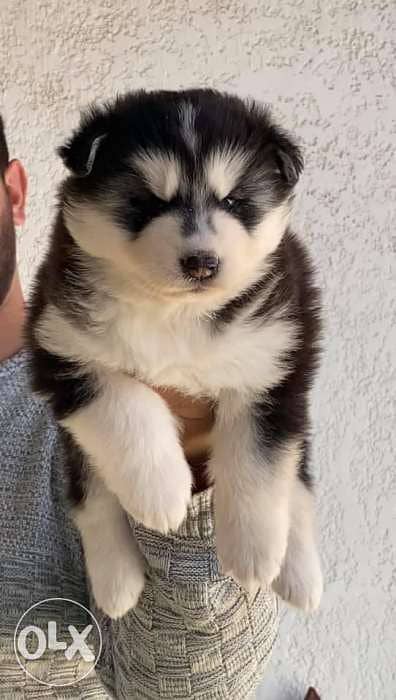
133;151;181;201
179;102;197;152
206;148;248;199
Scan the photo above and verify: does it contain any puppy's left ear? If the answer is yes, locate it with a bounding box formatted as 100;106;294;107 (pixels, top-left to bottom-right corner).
274;135;304;187
275;140;304;186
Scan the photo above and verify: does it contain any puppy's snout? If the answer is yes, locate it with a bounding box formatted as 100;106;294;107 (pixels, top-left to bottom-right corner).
180;251;220;281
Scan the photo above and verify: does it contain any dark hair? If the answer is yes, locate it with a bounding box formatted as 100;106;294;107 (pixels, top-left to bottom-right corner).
0;114;10;175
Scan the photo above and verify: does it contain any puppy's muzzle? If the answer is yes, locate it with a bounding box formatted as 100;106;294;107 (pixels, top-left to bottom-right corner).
180;251;220;281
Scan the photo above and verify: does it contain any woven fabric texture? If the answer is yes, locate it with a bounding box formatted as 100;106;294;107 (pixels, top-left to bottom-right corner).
0;353;108;697
95;489;279;699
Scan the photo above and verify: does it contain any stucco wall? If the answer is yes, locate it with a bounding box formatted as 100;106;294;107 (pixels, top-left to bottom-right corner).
1;1;394;697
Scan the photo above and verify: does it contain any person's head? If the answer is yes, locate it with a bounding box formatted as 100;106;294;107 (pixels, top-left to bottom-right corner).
0;114;27;305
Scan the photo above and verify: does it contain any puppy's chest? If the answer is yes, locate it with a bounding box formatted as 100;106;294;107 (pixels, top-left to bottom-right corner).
102;306;294;396
129;333;214;394
113;314;231;394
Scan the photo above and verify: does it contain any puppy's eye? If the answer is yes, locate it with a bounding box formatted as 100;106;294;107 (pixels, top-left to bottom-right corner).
222;196;236;210
220;196;248;212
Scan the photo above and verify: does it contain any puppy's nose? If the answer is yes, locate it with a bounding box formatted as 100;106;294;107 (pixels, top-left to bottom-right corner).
180;251;220;281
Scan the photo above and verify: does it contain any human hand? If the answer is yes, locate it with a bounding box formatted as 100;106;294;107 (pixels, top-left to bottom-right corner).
154;387;214;492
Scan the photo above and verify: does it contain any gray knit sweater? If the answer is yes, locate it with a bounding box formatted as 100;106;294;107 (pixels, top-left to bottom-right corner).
0;353;278;699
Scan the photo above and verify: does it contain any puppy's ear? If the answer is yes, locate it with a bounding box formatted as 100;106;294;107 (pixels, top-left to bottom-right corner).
58;107;109;177
275;139;304;186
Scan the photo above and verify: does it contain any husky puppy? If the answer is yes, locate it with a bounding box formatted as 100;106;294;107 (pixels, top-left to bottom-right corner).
27;89;323;619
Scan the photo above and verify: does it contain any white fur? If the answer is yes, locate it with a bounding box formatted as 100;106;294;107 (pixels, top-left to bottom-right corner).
210;391;301;591
133;151;181;201
35;294;297;398
179;102;197;152
272;479;323;611
206;147;249;199
64;203;132;270
62;372;192;532
74;476;145;618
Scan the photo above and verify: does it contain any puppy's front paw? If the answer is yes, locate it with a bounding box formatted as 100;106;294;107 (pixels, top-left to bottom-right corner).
88;545;146;620
120;453;192;534
215;500;289;593
272;540;323;612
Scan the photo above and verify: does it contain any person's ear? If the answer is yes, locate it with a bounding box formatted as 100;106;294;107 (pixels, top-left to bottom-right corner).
4;159;28;226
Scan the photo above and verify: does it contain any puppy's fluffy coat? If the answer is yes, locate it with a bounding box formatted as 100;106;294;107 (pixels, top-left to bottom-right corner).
27;89;323;619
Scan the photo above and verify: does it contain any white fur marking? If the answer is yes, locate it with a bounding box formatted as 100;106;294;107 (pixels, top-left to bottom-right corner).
35;295;297;398
65;203;130;268
133;151;180;201
206;148;248;199
251;203;291;257
179;102;197;152
82;134;106;176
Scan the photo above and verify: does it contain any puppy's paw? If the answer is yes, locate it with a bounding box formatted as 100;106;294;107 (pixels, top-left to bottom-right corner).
215;501;289;593
88;543;145;619
272;541;323;612
90;552;145;620
120;453;192;534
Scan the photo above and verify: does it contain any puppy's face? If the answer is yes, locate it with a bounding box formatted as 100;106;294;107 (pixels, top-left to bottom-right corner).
61;90;303;303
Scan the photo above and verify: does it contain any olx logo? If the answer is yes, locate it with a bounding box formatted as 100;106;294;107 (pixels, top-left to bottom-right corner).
14;598;102;687
16;620;95;661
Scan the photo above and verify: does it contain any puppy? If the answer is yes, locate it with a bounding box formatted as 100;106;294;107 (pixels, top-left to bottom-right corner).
27;89;323;619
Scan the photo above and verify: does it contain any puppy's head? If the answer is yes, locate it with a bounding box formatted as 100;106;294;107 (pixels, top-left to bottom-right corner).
60;90;303;303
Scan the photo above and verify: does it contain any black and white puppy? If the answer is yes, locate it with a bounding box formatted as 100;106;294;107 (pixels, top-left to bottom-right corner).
27;89;323;619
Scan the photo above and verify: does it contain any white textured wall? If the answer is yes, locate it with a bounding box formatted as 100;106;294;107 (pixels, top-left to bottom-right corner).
1;1;395;698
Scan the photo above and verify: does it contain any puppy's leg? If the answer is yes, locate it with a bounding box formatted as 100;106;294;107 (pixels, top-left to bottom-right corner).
272;478;323;611
61;369;192;533
210;390;297;592
74;475;145;619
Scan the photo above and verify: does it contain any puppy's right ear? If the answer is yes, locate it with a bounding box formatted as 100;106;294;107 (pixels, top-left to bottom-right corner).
58;108;109;177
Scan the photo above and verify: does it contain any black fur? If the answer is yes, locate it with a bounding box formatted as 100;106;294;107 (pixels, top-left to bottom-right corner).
27;213;101;330
26;216;102;507
211;273;271;328
61;429;90;505
27;254;100;507
27;346;99;420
